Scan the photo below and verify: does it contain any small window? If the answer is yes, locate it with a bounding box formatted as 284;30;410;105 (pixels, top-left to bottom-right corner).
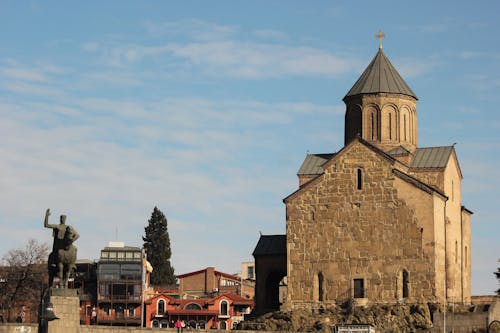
247;266;254;280
402;270;409;298
404;114;407;140
318;272;324;301
157;299;165;314
220;321;227;330
220;300;228;316
353;278;364;298
357;169;363;190
128;305;135;317
389;113;392;140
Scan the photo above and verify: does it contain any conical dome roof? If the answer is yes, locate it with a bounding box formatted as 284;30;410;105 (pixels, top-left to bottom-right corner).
343;48;417;100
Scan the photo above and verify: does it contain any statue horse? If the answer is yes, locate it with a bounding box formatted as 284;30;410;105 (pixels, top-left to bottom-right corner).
48;226;78;288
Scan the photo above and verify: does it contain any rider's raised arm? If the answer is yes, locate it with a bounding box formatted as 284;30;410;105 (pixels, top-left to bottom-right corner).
44;208;58;229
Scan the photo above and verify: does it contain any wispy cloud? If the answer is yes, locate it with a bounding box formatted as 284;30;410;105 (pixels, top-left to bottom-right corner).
81;20;360;78
143;19;238;41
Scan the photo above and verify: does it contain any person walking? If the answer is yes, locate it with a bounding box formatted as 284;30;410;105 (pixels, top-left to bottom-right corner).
175;319;182;333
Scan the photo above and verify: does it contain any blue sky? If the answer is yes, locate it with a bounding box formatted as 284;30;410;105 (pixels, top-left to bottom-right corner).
0;1;499;295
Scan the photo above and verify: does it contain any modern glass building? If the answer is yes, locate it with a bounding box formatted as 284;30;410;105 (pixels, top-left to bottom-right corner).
97;242;143;326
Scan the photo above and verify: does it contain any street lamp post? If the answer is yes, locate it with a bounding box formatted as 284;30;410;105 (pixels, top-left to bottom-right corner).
38;286;59;333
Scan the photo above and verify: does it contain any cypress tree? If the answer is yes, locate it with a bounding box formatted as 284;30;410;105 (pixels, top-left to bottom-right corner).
143;207;176;285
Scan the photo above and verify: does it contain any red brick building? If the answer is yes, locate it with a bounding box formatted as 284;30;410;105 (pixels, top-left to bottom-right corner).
178;267;254;299
145;292;253;330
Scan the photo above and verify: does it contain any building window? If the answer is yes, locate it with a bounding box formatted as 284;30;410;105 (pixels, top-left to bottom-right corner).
389;113;392;140
157;299;165;315
357;169;363;190
185;303;202;310
247;266;254;280
353;278;365;298
402;270;409;298
128;305;135;317
220;321;227;330
220;300;228;316
404;114;407;141
318;272;324;301
371;113;375;140
152;320;159;328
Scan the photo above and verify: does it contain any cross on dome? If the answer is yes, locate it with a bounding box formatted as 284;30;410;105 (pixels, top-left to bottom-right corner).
375;30;385;49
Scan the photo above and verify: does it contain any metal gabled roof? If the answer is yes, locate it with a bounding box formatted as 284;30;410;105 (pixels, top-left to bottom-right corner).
297;153;335;176
387;145;411;156
344;48;417;100
410;146;453;168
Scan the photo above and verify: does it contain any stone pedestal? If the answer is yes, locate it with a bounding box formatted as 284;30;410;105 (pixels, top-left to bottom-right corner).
48;289;80;333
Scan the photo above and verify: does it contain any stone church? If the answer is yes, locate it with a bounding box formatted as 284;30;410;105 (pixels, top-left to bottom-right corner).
253;43;472;313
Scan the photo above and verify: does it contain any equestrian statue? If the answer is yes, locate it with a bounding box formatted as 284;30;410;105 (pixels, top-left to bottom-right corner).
44;208;79;288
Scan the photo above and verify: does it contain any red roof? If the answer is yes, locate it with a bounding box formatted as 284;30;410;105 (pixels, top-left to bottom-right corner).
176;267;240;281
216;292;254;305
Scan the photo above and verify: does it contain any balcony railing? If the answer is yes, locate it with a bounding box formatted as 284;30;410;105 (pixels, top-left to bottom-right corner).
98;314;141;323
98;295;141;302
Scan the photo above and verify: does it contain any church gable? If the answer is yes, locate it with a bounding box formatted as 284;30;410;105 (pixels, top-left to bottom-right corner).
285;138;397;205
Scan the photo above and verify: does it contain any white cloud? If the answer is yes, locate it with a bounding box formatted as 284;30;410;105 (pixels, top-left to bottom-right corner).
143;19;238;41
163;41;357;78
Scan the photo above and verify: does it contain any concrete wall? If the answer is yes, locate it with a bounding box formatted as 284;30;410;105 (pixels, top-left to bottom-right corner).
432;312;488;333
0;325;298;333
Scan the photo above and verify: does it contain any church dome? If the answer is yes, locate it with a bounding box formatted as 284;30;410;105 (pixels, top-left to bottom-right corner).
343;48;417;101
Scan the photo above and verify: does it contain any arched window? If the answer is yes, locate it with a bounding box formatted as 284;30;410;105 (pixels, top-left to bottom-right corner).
220;300;228;316
220;321;227;330
389;113;392;140
404;114;407;141
157;299;165;315
371;112;375;140
357;169;363;190
318;272;324;301
402;270;409;298
152;320;159;328
184;303;202;310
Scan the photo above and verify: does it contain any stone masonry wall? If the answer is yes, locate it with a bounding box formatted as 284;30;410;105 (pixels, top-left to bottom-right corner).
284;141;439;309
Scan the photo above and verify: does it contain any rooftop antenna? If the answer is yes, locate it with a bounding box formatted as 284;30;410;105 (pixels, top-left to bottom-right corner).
375;29;385;49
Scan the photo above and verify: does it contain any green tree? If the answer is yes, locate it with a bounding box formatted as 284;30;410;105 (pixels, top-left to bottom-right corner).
495;259;500;295
143;207;176;286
